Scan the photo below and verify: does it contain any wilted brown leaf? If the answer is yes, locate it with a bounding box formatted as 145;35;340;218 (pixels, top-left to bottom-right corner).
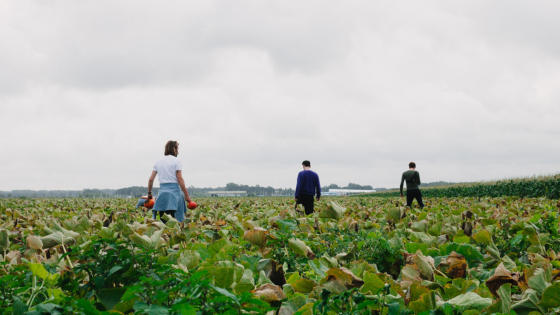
268;260;286;287
485;262;519;297
325;267;364;289
6;250;22;264
313;217;320;231
252;283;286;303
349;221;359;232
243;228;268;253
306;246;316;260
440;251;467;279
461;222;473;237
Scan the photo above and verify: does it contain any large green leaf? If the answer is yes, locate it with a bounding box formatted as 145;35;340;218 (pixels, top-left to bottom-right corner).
257;270;274;286
385;207;402;223
292;278;315;293
406;242;428;255
319;254;339;269
360;271;385;294
539;281;560;309
97;287;127;310
319;201;346;221
98;227;117;239
472;229;492;246
453;230;470;244
40;232;75;249
12;296;27;315
212;262;244;290
29;262;49;280
279;295;308;315
438;292;492;312
234;269;255;293
528;269;549;296
208;238;229;258
276;219;298;231
51;222;80;238
133;303;170;315
335;243;357;261
512;288;546;315
129;232;153;250
487;283;512;314
293;303;314;315
522;223;537;236
150;229;164;249
409;231;436;246
427;222;443;236
409;290;436;314
486;243;501;260
411;220;428;233
539;282;560;308
409;283;430;302
288;238;308;257
400;265;422;283
178;250;201;270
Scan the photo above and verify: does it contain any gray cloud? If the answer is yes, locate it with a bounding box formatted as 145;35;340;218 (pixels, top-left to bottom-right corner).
1;0;559;190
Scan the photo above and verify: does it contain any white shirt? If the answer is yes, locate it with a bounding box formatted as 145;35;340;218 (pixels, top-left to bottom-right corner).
153;155;183;184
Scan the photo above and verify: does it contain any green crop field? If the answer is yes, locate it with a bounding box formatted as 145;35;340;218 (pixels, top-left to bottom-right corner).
1;195;560;314
365;175;560;199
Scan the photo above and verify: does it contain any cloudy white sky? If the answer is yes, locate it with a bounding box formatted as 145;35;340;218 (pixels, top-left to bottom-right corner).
1;0;559;191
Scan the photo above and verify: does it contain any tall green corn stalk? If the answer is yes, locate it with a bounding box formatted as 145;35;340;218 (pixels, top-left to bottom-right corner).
361;178;560;199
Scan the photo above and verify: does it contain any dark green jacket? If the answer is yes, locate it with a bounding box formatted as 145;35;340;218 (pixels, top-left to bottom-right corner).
400;170;421;193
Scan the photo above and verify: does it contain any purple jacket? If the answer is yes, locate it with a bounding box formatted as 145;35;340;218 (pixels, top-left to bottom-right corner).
295;170;321;199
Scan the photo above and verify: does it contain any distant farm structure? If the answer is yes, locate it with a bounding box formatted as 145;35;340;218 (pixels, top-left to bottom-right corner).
322;189;376;196
209;191;248;197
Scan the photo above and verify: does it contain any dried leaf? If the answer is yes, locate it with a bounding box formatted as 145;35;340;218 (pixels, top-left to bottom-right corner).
485;263;519;297
252;283;286;303
441;251;467;279
27;235;43;250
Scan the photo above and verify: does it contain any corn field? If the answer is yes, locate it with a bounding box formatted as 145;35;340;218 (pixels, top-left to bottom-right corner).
364;177;560;199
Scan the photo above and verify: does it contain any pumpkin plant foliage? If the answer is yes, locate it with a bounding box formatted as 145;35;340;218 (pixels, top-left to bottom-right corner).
0;195;559;314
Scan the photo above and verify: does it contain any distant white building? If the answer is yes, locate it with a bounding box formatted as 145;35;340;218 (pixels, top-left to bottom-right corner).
209;191;247;197
325;189;376;196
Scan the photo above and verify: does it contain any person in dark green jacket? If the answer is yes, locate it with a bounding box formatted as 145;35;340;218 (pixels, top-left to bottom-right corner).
400;162;424;209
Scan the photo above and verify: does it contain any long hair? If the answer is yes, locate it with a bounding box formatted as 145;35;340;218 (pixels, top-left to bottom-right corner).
164;141;179;156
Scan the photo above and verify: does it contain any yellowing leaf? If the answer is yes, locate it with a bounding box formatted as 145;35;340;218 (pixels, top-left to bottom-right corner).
244;228;268;252
26;235;43;250
472;229;492;246
29;262;48;280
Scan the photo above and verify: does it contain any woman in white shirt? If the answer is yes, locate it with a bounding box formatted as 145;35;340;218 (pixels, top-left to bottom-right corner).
147;140;192;223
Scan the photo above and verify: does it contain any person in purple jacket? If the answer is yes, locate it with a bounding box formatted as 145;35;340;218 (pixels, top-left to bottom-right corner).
295;160;321;215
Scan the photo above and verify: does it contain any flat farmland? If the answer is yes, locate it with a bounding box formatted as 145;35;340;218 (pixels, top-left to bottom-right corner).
1;196;560;314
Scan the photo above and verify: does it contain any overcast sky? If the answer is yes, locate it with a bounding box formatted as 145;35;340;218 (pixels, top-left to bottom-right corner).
1;0;559;191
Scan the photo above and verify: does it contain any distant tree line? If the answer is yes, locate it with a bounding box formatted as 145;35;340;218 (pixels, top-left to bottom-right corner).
0;183;294;198
321;181;460;192
224;183;294;196
322;183;374;192
0;181;460;198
